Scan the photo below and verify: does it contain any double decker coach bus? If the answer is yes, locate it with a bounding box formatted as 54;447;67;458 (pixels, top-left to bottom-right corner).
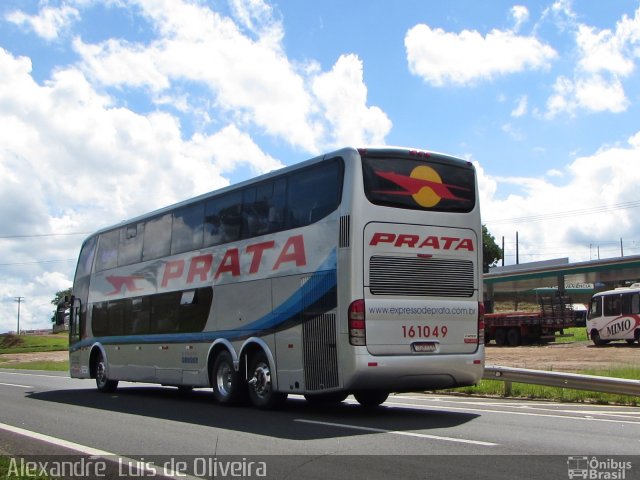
64;146;484;408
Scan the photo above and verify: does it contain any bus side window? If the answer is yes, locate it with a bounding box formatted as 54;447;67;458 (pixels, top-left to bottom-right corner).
603;295;621;316
287;161;341;228
204;192;242;246
119;223;144;266
95;230;119;271
143;214;172;261
172;203;204;255
587;297;602;319
622;293;634;315
632;294;640;315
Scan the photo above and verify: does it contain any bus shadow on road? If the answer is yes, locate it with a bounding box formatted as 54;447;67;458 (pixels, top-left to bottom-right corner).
28;387;480;441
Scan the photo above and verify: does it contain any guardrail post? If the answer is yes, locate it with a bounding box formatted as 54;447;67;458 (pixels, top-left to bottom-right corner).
503;380;512;397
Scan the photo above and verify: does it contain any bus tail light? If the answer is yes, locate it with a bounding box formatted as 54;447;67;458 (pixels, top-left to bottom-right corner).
349;299;366;346
478;302;485;345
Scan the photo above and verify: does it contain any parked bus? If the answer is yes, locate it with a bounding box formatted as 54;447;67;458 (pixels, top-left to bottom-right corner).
64;146;484;408
587;284;640;346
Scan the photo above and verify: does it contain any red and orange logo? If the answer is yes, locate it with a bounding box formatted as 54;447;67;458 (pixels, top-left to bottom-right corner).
375;166;469;207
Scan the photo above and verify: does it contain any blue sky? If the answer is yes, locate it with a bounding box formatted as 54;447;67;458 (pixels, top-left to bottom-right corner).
1;0;640;331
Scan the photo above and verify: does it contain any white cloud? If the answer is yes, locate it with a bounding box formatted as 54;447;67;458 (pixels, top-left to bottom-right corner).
405;22;557;86
544;6;640;117
5;5;79;41
312;54;392;147
481;130;640;263
546;74;629;117
73;0;390;152
510;6;530;32
511;95;528;117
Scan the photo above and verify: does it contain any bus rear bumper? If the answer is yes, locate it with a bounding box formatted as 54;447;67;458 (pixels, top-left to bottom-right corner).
344;348;485;393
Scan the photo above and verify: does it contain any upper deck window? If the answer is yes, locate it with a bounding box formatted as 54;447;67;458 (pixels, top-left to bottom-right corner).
362;153;476;213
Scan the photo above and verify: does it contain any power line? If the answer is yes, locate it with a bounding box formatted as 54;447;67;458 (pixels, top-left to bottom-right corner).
0;259;76;267
485;199;640;225
0;232;90;239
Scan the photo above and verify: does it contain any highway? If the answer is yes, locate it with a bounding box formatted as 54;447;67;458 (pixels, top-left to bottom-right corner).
1;368;639;479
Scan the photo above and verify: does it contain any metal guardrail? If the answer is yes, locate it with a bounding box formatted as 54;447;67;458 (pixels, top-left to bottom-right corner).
484;365;640;397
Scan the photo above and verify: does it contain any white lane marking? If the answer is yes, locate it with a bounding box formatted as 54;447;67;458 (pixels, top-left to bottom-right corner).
384;400;640;425
294;419;498;446
0;422;194;480
0;422;114;456
393;396;640;419
0;382;33;388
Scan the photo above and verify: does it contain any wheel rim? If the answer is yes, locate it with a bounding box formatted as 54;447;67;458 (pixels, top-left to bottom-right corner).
96;360;107;388
251;361;272;399
216;362;233;398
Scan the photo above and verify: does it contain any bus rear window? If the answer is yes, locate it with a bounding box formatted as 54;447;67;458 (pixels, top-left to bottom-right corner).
362;154;476;212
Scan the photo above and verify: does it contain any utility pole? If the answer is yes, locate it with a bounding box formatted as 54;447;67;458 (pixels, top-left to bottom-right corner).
14;296;24;334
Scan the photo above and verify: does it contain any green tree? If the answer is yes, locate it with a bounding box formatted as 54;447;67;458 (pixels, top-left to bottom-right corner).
50;287;72;324
51;287;72;307
482;225;502;273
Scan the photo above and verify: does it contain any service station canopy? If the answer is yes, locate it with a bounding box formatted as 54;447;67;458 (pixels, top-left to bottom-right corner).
484;255;640;298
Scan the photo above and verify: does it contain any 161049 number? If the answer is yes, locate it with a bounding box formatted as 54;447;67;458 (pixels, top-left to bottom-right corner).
401;325;448;339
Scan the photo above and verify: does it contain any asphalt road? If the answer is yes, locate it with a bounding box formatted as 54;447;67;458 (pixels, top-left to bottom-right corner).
1;368;639;479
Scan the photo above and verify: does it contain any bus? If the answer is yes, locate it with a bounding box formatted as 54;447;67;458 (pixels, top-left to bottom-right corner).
586;284;640;346
63;146;484;408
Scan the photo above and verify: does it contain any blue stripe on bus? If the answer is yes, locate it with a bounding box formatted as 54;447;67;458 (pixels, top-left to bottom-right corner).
70;249;337;352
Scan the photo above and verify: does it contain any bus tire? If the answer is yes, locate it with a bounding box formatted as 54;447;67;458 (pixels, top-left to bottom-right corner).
247;351;287;409
507;328;521;347
304;392;349;405
354;390;388;407
494;328;507;347
591;330;606;346
94;352;118;393
211;350;241;406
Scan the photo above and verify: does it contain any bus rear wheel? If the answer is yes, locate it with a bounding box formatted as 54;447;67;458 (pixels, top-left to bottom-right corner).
247;351;287;409
354;390;388;407
211;350;242;406
94;352;118;393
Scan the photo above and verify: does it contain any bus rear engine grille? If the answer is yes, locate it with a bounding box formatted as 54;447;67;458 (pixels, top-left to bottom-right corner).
369;256;474;297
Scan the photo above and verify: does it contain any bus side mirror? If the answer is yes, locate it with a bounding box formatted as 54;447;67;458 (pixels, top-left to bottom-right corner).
55;296;72;326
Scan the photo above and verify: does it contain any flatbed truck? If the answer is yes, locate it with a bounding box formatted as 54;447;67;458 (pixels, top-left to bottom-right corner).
484;296;577;346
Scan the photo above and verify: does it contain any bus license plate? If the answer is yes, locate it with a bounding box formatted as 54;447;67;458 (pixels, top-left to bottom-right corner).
412;342;437;353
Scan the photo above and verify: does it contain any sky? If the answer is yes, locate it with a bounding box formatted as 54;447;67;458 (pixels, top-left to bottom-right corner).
1;0;640;332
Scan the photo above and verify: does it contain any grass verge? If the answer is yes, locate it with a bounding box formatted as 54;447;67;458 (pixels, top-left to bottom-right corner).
554;326;589;343
0;359;68;371
0;334;68;354
449;365;640;406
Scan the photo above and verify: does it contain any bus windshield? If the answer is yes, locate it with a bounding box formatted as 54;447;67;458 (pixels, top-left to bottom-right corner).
361;152;476;212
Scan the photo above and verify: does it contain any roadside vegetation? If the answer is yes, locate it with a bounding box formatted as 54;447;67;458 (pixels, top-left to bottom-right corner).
448;365;640;406
0;333;68;354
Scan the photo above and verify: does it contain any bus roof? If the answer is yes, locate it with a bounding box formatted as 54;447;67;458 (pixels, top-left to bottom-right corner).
83;145;472;241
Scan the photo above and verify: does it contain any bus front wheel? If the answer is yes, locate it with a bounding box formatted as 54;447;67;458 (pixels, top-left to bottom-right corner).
211;350;242;406
247;351;286;409
591;330;607;346
94;352;118;393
